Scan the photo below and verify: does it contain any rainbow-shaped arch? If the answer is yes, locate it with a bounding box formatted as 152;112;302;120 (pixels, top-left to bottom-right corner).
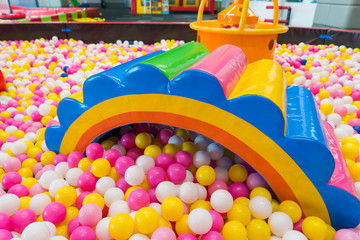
45;42;360;229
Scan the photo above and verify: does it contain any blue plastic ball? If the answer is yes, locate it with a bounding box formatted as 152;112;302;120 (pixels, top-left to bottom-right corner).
300;59;307;65
129;40;134;44
63;66;69;72
353;126;360;134
60;73;68;78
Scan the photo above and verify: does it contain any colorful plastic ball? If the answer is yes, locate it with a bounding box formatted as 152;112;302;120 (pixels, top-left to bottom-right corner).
82;193;105;210
39;170;62;189
228;164;248;183
70;226;96;240
144;145;162;160
29;193;51;215
207;143;224;161
175;214;194;236
67;152;84;168
95;217;112;240
162;144;179;157
227;203;251;226
282;230;307;240
155;153;174;170
209;210;224;232
0;193;20;216
21;222;51;240
210;189;233;213
0;213;11;230
301;216;328;240
177;233;198;240
161;196;184;221
268;211;293;237
104;187;124;207
86;143;104;160
228;182;249;199
246;173;267;190
129;233;150;240
341;143;359;160
334;229;360;240
103;149;121;167
0;229;13;240
168;135;185;147
151;227;176;240
127;147;144;160
68;217;81;236
134;207;160;234
121;132;136;149
124;165;145;186
278;200;302;223
196;165;216;186
136;155;155;173
188;208;212;235
249;187;272;201
222;220;247;240
3;157;21;172
128;188;150;210
91;158;111;178
147;166;166;187
43;202;67;225
96;176;116;196
115;156;135;175
40;151;57;166
179;182;199;204
55;185;77;207
78;203;102;227
11;209;36;232
135;133;152;149
2;172;22;189
167;163;186;184
174;151;192;169
77;172;97;192
193;150;211;168
246;219;271;240
108;200;130;217
8;183;29;197
155;181;177;202
248;196;272;219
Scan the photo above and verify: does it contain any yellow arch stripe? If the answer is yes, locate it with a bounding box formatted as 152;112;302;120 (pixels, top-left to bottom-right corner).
60;94;330;223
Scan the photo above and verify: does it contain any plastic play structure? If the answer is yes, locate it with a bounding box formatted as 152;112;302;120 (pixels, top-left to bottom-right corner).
45;42;360;230
190;0;288;63
131;0;214;14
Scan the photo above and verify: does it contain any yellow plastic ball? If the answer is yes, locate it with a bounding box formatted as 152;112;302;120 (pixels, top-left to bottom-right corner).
271;199;280;212
22;158;37;169
101;139;115;150
108;167;120;182
229;164;248;183
12;130;25;139
19;196;31;209
40;151;57;165
63;206;79;224
320;103;333;116
318;90;330;100
227;203;251;226
343;86;352;96
349;162;360;181
135;133;152;149
302;216;328;240
222;220;247;240
78;158;93;172
27;147;42;159
124;186;141;201
341;143;359;160
55;185;77;207
21;178;38;190
278;200;302;223
234;197;250;206
196;165;216;186
162;144;179;157
175;214;195;235
324;224;336;240
342;137;360;148
144;145;162;159
82;193;105;210
159;217;172;229
175;128;189;141
56;224;69;238
109;213;134;240
134;207;160;234
246;219;271;240
91;158;111;178
181;141;197;156
190;200;212;212
249;187;272;201
161;197;184;221
18;168;33;178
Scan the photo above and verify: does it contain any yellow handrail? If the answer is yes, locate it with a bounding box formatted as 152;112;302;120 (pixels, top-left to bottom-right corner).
197;0;207;22
238;0;250;31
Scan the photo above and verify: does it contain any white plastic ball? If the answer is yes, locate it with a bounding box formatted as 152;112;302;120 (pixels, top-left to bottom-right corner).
108;200;130;216
104;187;124;207
210;189;233;213
136;155;155;173
96;177;116;196
193;150;211;168
95;217;112;240
216;156;233;170
149;202;161;216
29;193;51;215
214;166;229;182
207;143;224;160
327;113;342;127
10;141;27;155
248;196;273;219
268;211;293;237
334;127;349;142
39;170;62;189
194;135;210;150
282;230;308;240
50;236;68;240
22;222;51;240
270;236;282;240
49;179;69;197
5;126;17;135
0;194;20;216
111;144;126;156
129;233;150;240
183;170;194;183
55;162;70;178
179;182;199;204
196;183;207;200
44;221;57;237
168;135;185;147
24;132;37;143
155;181;177;202
65;168;83;186
39;104;51;116
188;208;213;234
124;165;145;186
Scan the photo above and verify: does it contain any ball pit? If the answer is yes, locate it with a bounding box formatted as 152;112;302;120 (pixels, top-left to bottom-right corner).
0;37;360;240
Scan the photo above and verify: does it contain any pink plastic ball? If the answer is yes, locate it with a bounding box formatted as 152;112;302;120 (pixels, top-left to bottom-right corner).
352;91;360;101
78;203;102;227
128;188;150;210
147;166;167;187
115;156;135;175
167;163;186;184
0;229;12;240
103;149;121;166
335;106;347;116
246;173;267;190
148;188;159;203
201;230;224;240
155;153;174;170
116;176;131;192
334;229;360;240
135;123;151;133
43;202;67;225
293;218;303;232
2;172;22;189
151;227;176;240
126;147;143;160
174;151;193;169
158;129;173;145
3;157;21;172
209;210;224;232
29;183;46;197
68;217;81;236
8;184;29;197
228;182;249;199
70;226;96;240
309;85;320;95
76;192;91;209
177;233;198;240
53;154;68;166
208;180;228;196
77;172;98;192
0;213;11;230
120;132;136;149
67;152;84;168
86;143;104;160
11;209;36;232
